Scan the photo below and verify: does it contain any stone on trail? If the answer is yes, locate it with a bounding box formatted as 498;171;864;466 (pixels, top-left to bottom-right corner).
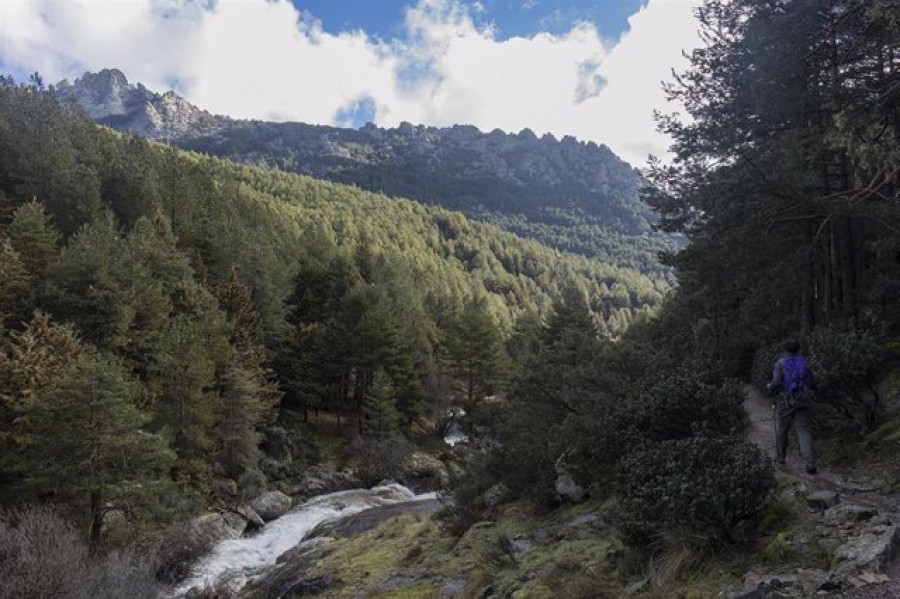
831;524;900;582
251;490;292;521
806;490;840;510
825;503;878;526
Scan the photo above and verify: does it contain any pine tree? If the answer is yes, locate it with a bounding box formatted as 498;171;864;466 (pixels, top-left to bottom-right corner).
0;313;83;501
444;299;509;406
361;368;401;437
6;201;60;279
216;358;265;478
0;237;29;321
22;351;172;547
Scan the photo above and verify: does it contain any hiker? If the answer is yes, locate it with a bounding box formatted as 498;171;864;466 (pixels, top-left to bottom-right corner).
767;340;817;474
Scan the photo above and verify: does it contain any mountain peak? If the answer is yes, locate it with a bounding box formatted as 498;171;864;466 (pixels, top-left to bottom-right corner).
55;68;221;138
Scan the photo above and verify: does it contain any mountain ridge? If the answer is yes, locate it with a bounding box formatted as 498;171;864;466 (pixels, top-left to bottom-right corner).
55;69;677;274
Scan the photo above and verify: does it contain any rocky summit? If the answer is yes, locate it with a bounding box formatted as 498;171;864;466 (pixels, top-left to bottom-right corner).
55;69;223;139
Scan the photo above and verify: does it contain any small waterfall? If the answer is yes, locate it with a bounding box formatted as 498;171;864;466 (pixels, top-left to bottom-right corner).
443;406;469;446
175;483;436;595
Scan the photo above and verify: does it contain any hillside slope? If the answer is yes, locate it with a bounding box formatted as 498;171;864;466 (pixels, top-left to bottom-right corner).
54;69;678;275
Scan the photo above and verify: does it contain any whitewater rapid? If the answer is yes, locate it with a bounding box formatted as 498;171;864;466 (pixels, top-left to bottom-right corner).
176;483;436;595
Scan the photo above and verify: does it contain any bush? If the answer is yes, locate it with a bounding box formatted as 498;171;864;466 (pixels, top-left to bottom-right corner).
627;360;745;442
554;359;745;491
351;435;412;487
807;327;889;431
0;507;163;598
618;436;773;546
151;519;215;584
439;454;496;537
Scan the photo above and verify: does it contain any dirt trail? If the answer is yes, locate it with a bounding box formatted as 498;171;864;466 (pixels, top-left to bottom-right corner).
745;385;890;507
743;385;900;598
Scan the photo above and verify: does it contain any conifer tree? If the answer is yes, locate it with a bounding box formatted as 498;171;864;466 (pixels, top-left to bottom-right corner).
0;237;28;321
361;368;401;437
22;351;172;547
444;299;509;406
6;201;59;299
0;314;82;501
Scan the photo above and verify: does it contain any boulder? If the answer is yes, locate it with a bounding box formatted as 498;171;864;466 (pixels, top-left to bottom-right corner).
806;490;840;510
831;524;900;581
244;538;334;599
232;505;265;530
503;537;536;555
483;484;510;509
291;466;363;499
730;572;798;599
251;490;292;522
187;512;246;547
439;578;467;597
401;452;450;491
305;498;442;540
555;473;586;503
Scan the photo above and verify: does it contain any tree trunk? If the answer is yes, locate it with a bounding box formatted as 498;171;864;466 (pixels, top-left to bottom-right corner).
89;489;102;551
802;222;815;333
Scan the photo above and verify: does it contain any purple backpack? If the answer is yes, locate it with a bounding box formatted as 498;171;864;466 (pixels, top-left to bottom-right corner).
781;355;813;395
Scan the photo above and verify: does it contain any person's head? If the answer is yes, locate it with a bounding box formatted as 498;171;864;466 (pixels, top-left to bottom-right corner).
783;339;801;355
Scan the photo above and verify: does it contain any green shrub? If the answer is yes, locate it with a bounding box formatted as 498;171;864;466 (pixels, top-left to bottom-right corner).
351;435;412;487
807;327;889;431
618;436;773;546
627;361;745;442
552;359;745;492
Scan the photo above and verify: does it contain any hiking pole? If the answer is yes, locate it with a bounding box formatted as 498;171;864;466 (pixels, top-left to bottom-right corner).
772;401;778;463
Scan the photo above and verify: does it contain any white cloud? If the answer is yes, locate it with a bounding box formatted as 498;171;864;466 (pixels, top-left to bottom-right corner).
0;0;702;165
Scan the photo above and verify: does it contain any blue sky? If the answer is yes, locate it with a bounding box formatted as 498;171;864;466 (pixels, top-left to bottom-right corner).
296;0;648;41
0;0;700;165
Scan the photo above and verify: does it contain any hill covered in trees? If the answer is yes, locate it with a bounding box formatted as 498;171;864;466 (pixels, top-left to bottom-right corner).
55;69;679;275
4;1;899;596
0;74;666;545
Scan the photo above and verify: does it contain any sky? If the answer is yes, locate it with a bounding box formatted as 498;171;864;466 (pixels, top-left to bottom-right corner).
0;0;703;166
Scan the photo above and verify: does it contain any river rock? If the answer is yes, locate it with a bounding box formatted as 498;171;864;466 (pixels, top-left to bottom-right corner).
244;538;335;599
251;490;292;521
232;505;265;530
401;452;450;490
292;466;363;499
305;498;442;540
187;512;246;546
806;490;840;510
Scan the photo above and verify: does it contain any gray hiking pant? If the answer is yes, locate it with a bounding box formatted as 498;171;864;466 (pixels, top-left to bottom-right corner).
775;400;814;467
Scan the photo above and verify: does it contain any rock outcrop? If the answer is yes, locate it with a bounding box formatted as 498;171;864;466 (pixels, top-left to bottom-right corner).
55;69;225;139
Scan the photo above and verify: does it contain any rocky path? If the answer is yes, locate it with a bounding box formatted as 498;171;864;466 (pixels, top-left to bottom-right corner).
739;385;900;598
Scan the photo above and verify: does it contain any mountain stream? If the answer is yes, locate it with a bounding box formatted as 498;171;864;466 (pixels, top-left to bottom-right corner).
175;483;437;595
